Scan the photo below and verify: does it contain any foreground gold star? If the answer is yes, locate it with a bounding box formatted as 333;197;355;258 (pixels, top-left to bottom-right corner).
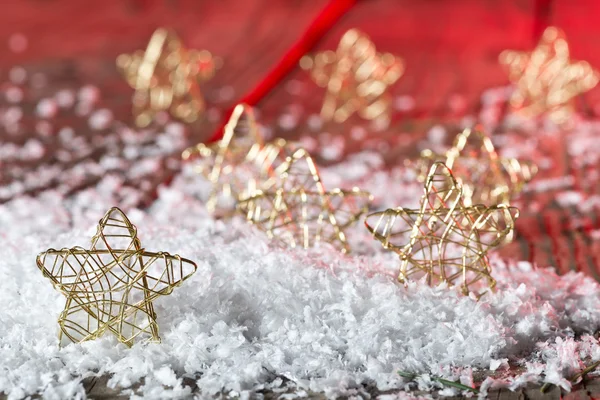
365;162;518;296
415;127;537;206
238;147;372;253
37;207;197;347
182;103;288;213
499;26;599;124
117;28;220;127
301;29;404;128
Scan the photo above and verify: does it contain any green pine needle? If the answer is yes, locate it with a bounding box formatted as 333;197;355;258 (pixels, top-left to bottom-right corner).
397;371;479;393
541;359;600;393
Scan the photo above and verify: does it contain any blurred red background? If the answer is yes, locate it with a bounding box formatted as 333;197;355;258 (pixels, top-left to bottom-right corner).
2;0;600;120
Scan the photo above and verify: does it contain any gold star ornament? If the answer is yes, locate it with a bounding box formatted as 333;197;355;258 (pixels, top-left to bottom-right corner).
117;28;220;127
415;127;537;206
182;103;289;213
500;26;599;124
365;162;519;296
301;29;404;128
238;147;372;254
37;207;197;347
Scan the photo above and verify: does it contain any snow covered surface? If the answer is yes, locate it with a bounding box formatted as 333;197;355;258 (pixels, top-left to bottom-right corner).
2;75;600;398
2;148;600;400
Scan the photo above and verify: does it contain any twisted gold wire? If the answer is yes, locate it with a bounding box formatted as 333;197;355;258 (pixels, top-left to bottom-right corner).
182;103;289;213
499;26;599;125
117;28;219;127
238;147;372;253
37;207;197;347
414;127;537;207
366;162;519;296
301;29;404;127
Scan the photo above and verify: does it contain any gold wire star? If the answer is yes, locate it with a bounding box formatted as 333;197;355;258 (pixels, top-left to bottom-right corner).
37;207;197;347
182;103;288;213
415;127;537;206
238;147;372;253
117;28;220;127
365;162;519;296
301;29;404;128
499;26;599;125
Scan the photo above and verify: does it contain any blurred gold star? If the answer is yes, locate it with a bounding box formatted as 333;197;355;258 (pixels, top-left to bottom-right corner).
365;162;518;296
499;26;599;124
301;29;404;128
37;207;197;347
415;127;537;206
117;28;220;127
238;147;372;253
182;104;288;213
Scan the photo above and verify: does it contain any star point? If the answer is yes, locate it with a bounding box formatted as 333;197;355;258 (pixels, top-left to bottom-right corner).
37;207;197;347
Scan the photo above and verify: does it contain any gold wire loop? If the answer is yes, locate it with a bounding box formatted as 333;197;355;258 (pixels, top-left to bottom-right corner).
117;28;219;127
413;126;537;206
301;29;404;128
183;104;372;252
238;147;372;254
182;103;288;213
366;162;519;297
37;207;197;347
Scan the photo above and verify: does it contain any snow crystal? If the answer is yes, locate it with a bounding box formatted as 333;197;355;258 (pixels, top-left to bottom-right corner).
36;98;58;119
218;86;235;102
3;106;23;124
394;95;415;112
88;109;113;130
4;86;23;103
278;113;298;131
30;73;47;89
35;121;53;137
9;66;27;85
285;80;305;96
350;126;367;141
319;135;345;161
307;114;323;131
78;85;100;104
8;33;28;53
55;89;76;109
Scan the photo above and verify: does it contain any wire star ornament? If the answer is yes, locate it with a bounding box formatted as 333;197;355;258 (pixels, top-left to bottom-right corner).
365;162;519;296
301;29;404;128
238;147;372;254
182;103;288;213
415;127;537;206
499;26;599;125
117;28;220;127
37;207;197;347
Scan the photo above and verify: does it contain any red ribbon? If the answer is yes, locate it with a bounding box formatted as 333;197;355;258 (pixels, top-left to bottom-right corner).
206;0;358;143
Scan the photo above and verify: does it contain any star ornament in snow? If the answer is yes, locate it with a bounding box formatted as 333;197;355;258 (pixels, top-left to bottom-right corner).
301;29;404;128
36;207;197;347
182;103;287;213
117;28;219;127
499;26;599;125
237;147;372;254
365;162;519;296
416;127;537;206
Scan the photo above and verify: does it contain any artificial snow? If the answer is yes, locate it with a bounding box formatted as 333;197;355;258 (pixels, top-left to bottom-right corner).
1;152;600;400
